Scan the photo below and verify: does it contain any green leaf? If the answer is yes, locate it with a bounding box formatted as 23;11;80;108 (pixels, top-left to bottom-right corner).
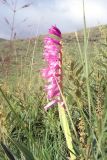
13;141;35;160
1;141;16;160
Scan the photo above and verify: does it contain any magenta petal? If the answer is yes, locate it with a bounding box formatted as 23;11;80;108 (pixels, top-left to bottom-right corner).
44;99;58;111
41;68;56;78
41;25;62;110
45;83;57;90
41;68;49;78
49;26;62;38
47;89;60;99
44;37;61;45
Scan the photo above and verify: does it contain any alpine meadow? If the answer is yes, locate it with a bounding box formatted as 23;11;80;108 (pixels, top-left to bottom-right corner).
0;0;107;160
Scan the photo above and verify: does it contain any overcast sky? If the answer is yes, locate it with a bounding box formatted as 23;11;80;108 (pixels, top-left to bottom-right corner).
0;0;107;39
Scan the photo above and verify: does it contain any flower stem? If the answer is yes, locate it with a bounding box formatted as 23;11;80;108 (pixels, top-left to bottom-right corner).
58;103;76;160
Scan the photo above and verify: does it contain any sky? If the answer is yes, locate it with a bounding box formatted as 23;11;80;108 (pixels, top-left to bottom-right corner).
0;0;107;39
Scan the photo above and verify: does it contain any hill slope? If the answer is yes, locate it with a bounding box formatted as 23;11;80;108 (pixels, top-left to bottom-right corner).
0;24;107;82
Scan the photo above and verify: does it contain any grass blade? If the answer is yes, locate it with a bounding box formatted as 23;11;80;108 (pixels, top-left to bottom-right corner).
1;141;16;160
12;141;35;160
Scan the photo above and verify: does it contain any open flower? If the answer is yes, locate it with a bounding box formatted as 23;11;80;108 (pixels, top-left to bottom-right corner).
41;25;62;110
41;26;76;160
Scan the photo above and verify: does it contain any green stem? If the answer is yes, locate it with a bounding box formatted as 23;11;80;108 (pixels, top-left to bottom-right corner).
83;0;91;120
58;103;76;160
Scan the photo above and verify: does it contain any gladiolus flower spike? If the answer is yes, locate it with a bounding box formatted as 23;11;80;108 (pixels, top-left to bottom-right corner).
41;25;76;160
41;25;63;111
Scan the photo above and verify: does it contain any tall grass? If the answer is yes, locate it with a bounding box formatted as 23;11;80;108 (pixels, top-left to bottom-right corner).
1;0;107;160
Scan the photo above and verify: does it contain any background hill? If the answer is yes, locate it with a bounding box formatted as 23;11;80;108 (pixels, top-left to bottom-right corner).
0;25;104;85
0;24;107;83
1;24;107;160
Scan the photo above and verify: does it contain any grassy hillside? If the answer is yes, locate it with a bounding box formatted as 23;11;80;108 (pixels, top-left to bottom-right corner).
0;24;106;82
0;24;107;159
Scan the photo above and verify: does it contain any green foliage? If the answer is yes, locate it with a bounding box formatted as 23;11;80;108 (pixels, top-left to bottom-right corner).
1;142;15;160
1;25;107;159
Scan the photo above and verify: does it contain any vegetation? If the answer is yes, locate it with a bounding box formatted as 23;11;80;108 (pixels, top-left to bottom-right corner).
1;1;107;159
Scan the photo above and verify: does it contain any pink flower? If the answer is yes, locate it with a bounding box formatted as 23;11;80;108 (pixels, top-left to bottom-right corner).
49;26;62;38
41;25;62;110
